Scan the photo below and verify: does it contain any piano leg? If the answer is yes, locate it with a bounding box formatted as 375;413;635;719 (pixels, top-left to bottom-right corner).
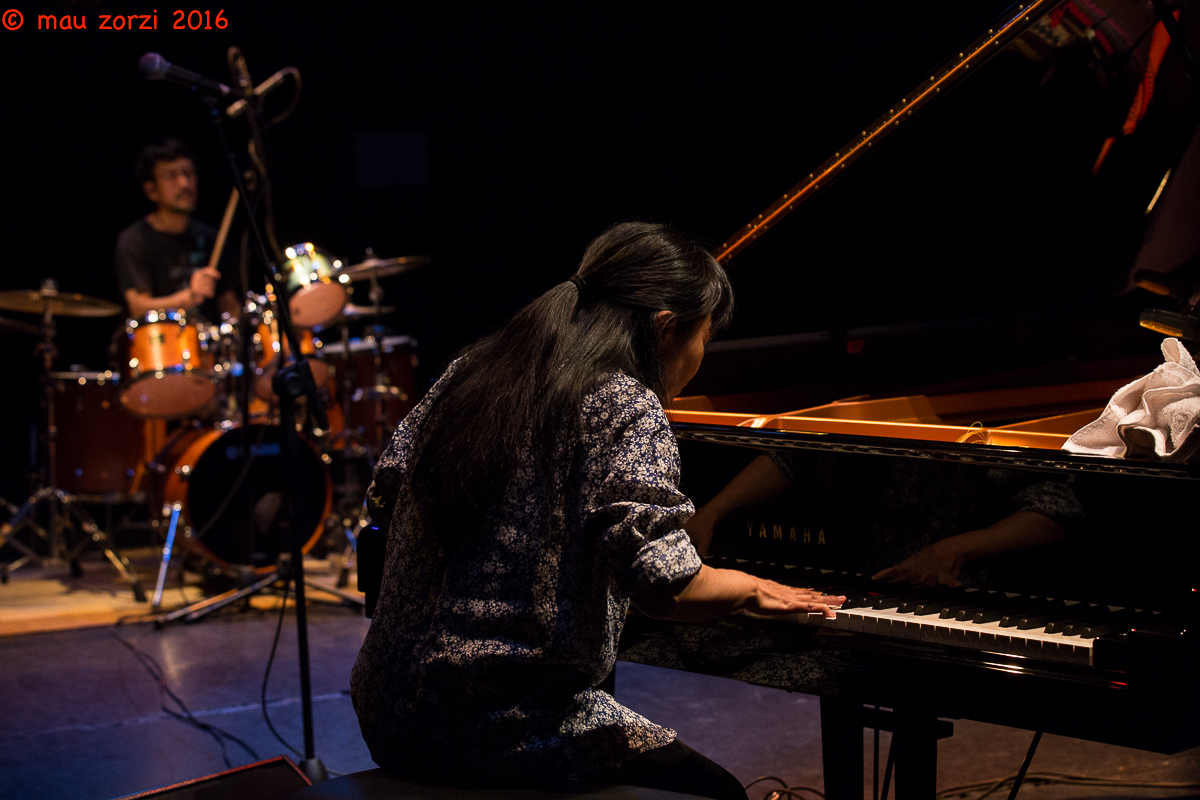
819;697;953;800
819;695;864;800
892;708;939;800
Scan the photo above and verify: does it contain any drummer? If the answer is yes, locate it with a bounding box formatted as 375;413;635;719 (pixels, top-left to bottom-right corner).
114;138;239;320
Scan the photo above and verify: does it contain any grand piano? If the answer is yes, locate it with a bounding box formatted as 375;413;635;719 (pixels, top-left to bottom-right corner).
616;2;1200;798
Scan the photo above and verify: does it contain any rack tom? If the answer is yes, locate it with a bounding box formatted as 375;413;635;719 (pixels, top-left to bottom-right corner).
119;309;217;419
280;242;348;328
252;311;330;401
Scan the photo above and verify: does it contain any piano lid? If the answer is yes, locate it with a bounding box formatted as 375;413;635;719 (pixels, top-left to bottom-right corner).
701;0;1200;393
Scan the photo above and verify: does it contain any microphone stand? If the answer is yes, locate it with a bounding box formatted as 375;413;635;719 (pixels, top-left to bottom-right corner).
170;63;330;782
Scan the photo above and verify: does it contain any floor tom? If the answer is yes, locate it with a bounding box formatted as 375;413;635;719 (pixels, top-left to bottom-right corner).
320;335;418;451
50;370;143;496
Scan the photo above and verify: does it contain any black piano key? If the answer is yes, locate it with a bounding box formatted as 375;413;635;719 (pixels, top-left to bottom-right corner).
925;591;993;618
915;600;971;616
1045;603;1105;634
900;599;940;614
1079;607;1145;638
972;596;1033;624
999;598;1065;628
895;586;963;614
1015;609;1078;631
947;603;992;620
1063;606;1114;636
872;593;928;610
1081;624;1113;639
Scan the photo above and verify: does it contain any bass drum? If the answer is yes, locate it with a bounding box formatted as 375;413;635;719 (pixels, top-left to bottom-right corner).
159;423;331;574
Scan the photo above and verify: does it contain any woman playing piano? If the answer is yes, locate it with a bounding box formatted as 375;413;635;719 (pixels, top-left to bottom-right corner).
351;222;845;800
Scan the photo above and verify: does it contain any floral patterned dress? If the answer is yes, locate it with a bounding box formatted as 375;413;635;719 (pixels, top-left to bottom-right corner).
351;367;703;783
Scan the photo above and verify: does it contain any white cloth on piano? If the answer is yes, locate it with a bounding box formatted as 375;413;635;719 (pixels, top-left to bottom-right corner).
1063;337;1200;461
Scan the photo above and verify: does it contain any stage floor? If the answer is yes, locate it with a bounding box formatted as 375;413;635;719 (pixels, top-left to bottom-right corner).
1;553;1199;800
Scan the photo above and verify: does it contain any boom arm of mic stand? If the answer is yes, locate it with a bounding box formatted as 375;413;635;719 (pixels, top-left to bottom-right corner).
201;95;329;428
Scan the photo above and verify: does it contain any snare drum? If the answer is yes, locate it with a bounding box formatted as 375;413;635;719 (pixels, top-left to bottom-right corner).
280;242;348;328
50;370;144;495
157;423;332;574
120;309;217;419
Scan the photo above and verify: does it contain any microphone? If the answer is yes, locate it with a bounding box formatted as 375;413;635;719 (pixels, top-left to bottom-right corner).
139;52;231;97
225;68;297;118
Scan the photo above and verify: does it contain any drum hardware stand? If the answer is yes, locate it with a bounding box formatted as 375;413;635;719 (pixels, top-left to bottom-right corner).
335;507;370;589
150;502;184;610
152;548;365;624
0;280;146;600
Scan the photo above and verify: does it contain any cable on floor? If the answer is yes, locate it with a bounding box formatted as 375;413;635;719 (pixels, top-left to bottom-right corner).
109;629;260;768
261;578;303;758
744;775;825;799
938;772;1200;799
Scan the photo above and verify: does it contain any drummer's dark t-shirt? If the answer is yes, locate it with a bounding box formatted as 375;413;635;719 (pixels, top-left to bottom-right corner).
113;217;227;321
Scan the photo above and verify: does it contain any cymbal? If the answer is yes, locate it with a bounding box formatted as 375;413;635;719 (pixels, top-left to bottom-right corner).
0;289;122;318
339;255;431;281
341;304;396;319
0;315;41;335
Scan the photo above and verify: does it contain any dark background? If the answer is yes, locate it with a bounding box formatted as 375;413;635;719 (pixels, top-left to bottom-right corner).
0;1;1194;500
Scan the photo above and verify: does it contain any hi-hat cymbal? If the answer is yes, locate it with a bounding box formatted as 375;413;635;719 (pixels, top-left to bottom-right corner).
0;289;122;318
341;304;397;319
339;255;431;281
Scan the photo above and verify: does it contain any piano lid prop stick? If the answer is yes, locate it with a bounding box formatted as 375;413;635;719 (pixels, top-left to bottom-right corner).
207;186;240;271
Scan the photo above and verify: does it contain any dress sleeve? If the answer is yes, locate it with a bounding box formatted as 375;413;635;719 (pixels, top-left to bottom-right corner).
365;361;457;526
583;382;702;597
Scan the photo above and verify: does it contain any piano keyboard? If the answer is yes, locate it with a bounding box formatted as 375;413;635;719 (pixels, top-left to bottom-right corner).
712;557;1163;667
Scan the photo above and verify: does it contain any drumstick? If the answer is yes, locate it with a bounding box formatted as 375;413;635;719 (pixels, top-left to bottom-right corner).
207;187;240;271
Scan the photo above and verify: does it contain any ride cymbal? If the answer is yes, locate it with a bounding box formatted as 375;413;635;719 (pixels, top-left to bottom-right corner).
338;255;431;281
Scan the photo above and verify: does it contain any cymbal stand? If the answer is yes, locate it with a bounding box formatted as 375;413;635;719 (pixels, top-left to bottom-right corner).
333;318;367;588
0;280;146;600
364;266;395;452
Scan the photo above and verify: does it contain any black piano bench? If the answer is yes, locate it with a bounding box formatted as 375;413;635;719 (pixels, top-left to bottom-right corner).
289;770;715;799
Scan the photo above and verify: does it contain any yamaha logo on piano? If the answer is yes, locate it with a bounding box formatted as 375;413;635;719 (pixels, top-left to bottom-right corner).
747;521;826;546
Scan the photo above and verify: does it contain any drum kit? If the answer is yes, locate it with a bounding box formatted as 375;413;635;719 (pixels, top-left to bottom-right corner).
0;249;428;617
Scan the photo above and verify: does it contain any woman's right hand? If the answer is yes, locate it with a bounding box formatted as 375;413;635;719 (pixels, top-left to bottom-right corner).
740;573;844;619
633;565;844;622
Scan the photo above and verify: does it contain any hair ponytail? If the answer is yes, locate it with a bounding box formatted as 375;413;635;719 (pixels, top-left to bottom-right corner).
409;222;733;547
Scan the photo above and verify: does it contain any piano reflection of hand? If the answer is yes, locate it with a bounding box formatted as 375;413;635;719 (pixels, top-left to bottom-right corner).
873;511;1069;588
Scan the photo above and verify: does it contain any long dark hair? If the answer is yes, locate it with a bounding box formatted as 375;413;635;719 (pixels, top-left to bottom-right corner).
409;221;733;545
